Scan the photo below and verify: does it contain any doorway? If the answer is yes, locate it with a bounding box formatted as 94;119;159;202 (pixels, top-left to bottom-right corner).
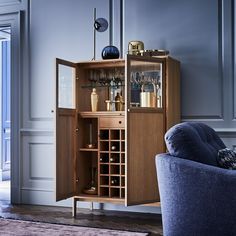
0;26;11;201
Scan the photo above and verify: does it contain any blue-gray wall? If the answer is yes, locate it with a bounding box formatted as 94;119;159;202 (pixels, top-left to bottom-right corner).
123;0;236;149
0;0;235;212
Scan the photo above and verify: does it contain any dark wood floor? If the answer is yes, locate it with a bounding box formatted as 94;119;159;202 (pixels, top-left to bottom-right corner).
0;200;163;235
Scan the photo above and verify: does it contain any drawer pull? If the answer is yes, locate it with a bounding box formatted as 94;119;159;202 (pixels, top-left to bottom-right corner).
119;121;122;124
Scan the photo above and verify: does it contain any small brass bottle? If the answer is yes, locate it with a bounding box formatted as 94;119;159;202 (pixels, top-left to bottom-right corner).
91;88;98;112
115;92;124;111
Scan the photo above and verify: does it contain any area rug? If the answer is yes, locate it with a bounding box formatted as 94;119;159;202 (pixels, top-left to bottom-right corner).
0;218;149;235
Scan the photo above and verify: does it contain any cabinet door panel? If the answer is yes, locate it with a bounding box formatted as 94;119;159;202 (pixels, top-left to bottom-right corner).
126;112;164;205
126;54;165;110
56;109;77;201
125;55;165;205
56;58;77;109
56;58;77;201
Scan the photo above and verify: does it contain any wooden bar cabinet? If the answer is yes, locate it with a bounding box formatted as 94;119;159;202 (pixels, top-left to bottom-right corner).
55;55;180;217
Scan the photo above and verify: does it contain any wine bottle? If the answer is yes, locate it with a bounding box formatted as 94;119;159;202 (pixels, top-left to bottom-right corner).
110;156;119;163
100;156;108;162
111;178;119;186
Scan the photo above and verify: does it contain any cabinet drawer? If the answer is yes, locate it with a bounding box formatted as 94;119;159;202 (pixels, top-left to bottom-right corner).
100;117;125;128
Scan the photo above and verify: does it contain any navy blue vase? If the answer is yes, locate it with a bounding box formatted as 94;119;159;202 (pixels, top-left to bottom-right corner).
101;46;119;59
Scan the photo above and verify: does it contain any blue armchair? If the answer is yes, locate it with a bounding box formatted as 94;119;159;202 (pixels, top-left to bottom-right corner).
156;122;236;236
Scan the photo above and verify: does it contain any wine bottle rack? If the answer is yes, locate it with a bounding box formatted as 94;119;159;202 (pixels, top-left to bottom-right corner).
98;128;125;199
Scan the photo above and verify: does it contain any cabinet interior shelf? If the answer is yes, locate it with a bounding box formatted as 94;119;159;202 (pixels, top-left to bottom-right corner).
81;84;125;89
103;151;125;154
79;148;98;152
108;186;122;188
79;111;125;118
77;194;125;201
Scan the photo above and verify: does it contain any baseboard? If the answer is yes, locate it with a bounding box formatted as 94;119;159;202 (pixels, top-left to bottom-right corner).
20;189;161;214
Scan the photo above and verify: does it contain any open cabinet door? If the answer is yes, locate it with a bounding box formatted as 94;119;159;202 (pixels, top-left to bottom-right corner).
56;58;77;201
125;55;165;206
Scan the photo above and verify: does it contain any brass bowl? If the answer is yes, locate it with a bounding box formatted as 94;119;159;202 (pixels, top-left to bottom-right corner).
83;187;97;195
140;49;169;57
86;144;96;149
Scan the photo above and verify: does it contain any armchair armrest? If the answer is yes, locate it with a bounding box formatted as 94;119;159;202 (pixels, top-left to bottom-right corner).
156;153;236;236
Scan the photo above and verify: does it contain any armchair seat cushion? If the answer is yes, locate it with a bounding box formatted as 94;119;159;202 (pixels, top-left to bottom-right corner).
164;122;226;166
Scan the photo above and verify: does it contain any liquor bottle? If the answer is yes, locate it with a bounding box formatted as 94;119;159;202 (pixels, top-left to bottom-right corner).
115;92;124;111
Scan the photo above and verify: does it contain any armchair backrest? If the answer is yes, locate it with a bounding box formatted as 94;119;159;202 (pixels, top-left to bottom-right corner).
165;122;226;166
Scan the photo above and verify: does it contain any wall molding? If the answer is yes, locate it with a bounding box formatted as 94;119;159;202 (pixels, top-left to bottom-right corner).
218;0;224;120
216;129;236;138
29;117;53;122
233;0;236;119
182;0;224;121
21;187;53;192
20;128;53;136
28;142;54;181
21;135;54;192
0;10;23;204
181;0;235;127
0;0;21;7
181;116;224;121
25;0;53;123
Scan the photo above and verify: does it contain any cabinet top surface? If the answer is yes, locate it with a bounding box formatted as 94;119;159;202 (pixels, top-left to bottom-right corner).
77;59;125;68
75;55;177;68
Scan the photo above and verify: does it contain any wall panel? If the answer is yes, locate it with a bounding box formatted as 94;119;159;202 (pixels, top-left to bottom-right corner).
25;0;110;129
0;0;21;7
0;1;29;203
2;0;233;208
21;134;54;192
124;0;234;129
